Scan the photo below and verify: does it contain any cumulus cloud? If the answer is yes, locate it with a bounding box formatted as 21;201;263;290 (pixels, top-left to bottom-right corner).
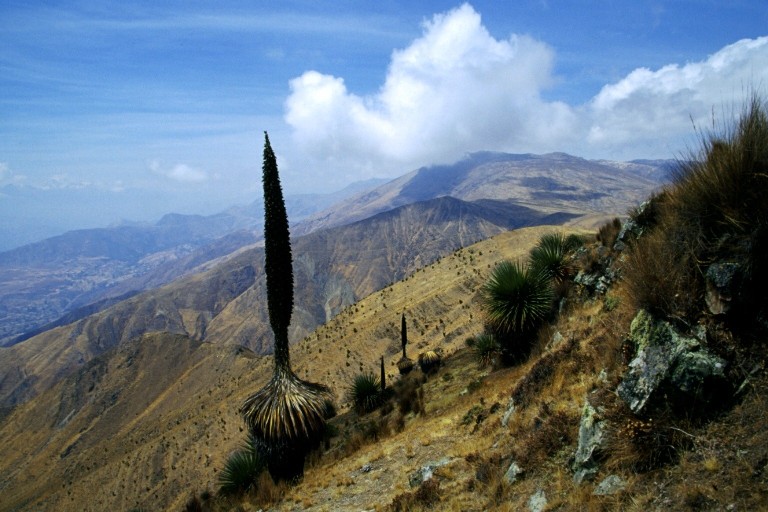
587;36;768;155
286;3;576;180
149;160;208;183
285;3;768;182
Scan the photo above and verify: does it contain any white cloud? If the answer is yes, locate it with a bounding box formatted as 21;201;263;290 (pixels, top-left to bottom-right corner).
587;36;768;154
0;163;27;187
285;3;576;181
149;160;209;183
284;3;768;180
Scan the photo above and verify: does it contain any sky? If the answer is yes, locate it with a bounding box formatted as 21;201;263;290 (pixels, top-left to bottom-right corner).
1;1;767;249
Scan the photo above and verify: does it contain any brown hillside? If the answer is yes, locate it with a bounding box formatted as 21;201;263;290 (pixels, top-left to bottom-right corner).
0;197;576;412
0;225;577;511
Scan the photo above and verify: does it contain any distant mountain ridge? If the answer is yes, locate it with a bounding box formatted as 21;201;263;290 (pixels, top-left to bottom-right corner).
0;182;383;347
0;151;666;410
293;151;665;237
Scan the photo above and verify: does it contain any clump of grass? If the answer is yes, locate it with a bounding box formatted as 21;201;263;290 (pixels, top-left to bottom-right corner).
348;373;384;414
623;96;768;324
394;372;426;416
390;478;441;511
597;218;622;248
510;402;576;469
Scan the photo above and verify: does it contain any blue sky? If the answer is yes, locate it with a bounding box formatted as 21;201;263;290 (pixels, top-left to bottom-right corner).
1;1;767;249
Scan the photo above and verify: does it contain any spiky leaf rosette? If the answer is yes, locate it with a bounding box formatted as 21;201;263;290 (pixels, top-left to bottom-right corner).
218;436;265;495
242;368;329;449
418;350;441;374
473;333;500;367
529;232;571;283
262;132;293;367
348;372;383;414
482;260;553;335
397;356;414;375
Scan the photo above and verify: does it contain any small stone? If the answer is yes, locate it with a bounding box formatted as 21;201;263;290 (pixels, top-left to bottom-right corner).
593;474;626;495
361;463;372;473
501;398;516;427
503;461;523;484
527;489;547;512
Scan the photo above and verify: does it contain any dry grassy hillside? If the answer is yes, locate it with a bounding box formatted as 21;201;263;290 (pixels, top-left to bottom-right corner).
0;225;576;511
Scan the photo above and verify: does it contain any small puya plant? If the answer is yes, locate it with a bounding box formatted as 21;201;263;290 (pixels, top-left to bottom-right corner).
397;313;415;375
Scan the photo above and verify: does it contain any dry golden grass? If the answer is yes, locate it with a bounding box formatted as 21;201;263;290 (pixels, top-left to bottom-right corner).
5;213;768;511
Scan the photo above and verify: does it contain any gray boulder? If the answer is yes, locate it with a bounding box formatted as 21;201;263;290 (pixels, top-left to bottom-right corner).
617;310;729;415
593;474;626;495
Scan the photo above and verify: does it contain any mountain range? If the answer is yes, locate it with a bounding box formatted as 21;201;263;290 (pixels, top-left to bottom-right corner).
0;151;666;415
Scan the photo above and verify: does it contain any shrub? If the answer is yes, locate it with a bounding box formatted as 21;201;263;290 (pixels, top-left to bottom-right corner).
529;232;572;283
218;436;265;495
348;373;383;414
597;217;622;248
473;334;500;367
564;233;586;251
394;372;426;416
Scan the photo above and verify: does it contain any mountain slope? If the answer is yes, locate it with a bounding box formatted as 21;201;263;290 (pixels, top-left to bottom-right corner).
0;184;379;347
0;225;570;511
0;197;575;411
293;151;664;236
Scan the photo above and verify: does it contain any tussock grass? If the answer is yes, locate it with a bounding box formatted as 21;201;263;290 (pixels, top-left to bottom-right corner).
623;95;768;324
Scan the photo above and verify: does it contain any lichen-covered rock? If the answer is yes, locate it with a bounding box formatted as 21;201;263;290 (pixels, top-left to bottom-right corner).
617;310;729;415
503;460;523;483
408;457;452;488
572;399;605;483
501;397;516;427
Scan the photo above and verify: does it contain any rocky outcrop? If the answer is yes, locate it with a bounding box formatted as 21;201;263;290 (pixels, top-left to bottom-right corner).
617;310;729;416
572;398;606;483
